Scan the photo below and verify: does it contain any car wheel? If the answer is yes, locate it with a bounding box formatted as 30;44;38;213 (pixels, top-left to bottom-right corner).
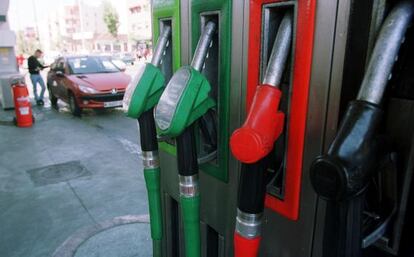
48;87;58;106
68;92;82;117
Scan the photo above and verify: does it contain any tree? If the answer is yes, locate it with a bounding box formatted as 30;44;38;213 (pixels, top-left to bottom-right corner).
103;1;120;38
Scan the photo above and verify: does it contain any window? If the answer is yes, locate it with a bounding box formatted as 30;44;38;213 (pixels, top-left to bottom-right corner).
67;56;119;74
113;44;121;51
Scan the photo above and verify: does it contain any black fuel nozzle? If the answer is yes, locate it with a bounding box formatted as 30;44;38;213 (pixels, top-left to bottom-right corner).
310;100;383;201
310;101;383;257
310;2;414;257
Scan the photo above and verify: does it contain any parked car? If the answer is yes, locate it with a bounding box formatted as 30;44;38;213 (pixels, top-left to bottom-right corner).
113;52;136;65
47;55;131;116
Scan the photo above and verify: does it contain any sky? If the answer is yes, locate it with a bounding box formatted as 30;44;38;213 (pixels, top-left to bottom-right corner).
8;0;73;31
7;0;128;32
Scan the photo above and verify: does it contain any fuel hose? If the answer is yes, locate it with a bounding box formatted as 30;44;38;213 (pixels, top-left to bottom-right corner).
139;109;163;257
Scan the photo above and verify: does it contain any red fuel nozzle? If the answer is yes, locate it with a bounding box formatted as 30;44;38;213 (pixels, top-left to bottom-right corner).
230;85;284;163
230;9;292;164
231;11;293;257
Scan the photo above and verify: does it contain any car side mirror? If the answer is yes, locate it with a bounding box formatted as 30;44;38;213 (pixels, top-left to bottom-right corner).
55;68;65;77
56;70;64;77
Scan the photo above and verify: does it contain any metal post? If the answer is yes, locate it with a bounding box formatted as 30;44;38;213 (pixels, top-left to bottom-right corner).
357;1;414;104
191;21;216;72
263;13;293;87
151;25;172;67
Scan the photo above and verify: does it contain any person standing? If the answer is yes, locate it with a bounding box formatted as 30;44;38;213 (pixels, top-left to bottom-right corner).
28;49;48;105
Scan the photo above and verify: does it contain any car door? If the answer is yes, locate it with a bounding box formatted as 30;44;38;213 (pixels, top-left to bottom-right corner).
47;60;57;94
52;58;67;100
59;60;74;102
47;59;63;99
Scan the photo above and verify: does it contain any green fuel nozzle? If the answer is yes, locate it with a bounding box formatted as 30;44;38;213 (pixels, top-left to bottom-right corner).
122;24;172;257
123;25;171;118
154;21;216;137
155;20;218;257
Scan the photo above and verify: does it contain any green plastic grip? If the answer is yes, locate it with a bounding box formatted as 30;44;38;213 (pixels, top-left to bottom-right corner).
144;168;163;256
153;239;162;257
180;195;201;257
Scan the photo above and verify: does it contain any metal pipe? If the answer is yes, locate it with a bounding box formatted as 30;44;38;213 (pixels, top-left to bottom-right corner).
151;25;172;67
263;12;293;87
191;21;217;72
357;1;414;104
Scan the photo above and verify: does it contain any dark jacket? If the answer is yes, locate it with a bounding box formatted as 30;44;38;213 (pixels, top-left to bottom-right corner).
28;56;45;75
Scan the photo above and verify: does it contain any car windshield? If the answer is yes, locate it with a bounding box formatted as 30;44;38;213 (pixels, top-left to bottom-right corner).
67;56;120;74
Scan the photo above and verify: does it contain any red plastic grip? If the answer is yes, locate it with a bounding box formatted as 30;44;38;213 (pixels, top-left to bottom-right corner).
230;85;284;164
234;232;261;257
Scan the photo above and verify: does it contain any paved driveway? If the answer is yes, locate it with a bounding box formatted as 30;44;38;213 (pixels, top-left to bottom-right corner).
0;72;152;257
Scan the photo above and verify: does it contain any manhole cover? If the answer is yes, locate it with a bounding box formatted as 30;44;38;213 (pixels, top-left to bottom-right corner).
27;161;91;186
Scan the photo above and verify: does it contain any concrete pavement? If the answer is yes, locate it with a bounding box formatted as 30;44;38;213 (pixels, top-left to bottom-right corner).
0;70;152;257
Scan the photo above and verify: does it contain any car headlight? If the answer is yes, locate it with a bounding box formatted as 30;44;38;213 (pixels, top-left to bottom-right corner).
78;84;99;94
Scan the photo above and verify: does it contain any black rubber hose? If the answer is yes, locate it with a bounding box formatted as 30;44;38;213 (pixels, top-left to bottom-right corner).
322;194;364;257
138;108;158;152
176;125;199;176
237;161;268;214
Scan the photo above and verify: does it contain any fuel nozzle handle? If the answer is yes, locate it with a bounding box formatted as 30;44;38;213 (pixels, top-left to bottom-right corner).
137;25;172;145
310;0;413;203
230;12;292;164
232;12;293;257
151;25;172;67
176;20;217;177
174;21;217;257
310;2;414;256
134;24;171;257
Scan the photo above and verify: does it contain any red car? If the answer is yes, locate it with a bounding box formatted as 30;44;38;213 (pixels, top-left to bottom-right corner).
47;55;131;116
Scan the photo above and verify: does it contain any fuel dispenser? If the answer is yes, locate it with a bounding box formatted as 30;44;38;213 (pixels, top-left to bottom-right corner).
310;1;414;257
155;21;217;257
145;0;414;256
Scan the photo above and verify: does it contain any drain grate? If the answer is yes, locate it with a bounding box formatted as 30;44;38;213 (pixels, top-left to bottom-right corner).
27;160;91;186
